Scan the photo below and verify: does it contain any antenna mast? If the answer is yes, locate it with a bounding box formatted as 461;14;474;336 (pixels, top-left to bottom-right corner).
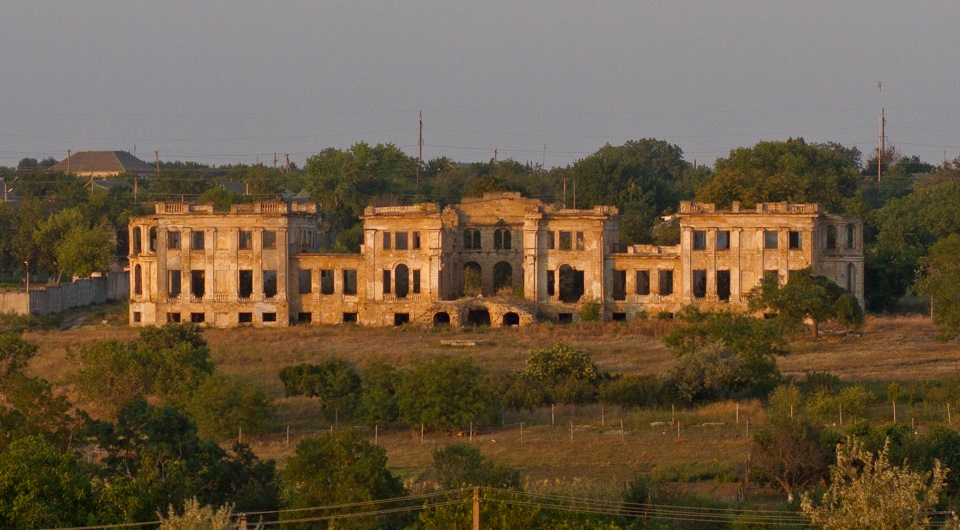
878;81;885;183
417;110;423;185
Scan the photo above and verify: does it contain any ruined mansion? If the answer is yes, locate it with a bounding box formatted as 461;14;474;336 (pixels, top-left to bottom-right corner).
127;192;864;328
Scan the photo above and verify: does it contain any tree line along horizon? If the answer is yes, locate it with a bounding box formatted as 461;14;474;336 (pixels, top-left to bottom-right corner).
3;137;960;336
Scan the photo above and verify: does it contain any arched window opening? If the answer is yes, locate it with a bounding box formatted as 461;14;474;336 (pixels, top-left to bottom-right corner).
558;264;585;303
395;264;410;299
463;262;482;297
494;228;512;250
134;265;142;296
493;261;513;294
502;312;520;326
846;225;856;249
433;312;451;326
463;228;481;250
847;263;856;292
133;227;142;255
826;225;837;250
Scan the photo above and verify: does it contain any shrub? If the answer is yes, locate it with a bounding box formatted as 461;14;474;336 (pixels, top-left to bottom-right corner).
578;298;603;322
397;356;494;431
833;293;864;331
278;359;361;420
599;375;664;408
184;374;274;442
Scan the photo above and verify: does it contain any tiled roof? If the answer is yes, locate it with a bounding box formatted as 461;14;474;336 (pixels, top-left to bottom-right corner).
50;151;156;175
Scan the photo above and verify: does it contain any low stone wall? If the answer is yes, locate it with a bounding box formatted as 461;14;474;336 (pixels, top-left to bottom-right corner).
0;272;129;316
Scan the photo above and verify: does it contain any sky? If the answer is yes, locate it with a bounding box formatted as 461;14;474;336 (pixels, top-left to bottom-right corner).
1;1;958;170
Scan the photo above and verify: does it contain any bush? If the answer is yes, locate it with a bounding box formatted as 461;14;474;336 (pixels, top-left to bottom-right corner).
512;343;606;407
599;375;664;408
431;443;521;489
833;293;864;331
578;298;603;322
357;361;401;424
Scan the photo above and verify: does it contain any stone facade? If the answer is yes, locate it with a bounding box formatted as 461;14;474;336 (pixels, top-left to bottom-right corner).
128;193;863;328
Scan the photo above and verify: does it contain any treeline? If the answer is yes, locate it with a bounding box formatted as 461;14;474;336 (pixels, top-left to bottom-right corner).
5;137;960;333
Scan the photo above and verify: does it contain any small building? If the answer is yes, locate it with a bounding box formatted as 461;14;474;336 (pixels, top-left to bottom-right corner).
128;193;863;328
50;151;156;178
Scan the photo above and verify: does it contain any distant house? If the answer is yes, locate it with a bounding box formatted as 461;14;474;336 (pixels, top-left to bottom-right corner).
90;179;134;193
49;151;156;178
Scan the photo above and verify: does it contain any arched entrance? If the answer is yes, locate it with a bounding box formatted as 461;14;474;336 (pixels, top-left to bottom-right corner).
433;312;451;326
463;262;482;296
558;264;584;303
395;264;409;298
502;312;520;326
467;308;491;327
493;261;512;294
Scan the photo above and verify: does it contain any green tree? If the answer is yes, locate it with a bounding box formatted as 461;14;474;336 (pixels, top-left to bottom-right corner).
752;417;835;501
54;218;117;279
696;138;860;213
511;343;605;407
159;498;256;530
0;332;37;379
431;443;521;489
280;429;404;530
68;339;150;416
184;374;274;442
801;438;949;530
748;268;858;338
664;311;785;400
278;359;361;419
397;356;493;431
0;436;96;529
917;234;960;339
567;139;700;246
357;361;401;424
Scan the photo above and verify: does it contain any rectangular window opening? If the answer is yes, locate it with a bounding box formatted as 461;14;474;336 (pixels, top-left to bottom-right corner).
190;312;205;323
395;232;408;250
636;270;650;295
559;231;572;250
547;270;555;296
693;270;707;298
167;231;180;250
320;269;334;295
612;269;626;301
298;312;312;323
383;270;392;294
239;230;252;250
576;231;584;250
133;311;142;323
299;269;312;295
238;270;253;298
262;230;277;250
789;231;802;249
412;269;421;294
262;312;277;323
764;230;779;250
394;313;410;326
693;230;707;250
412;231;421;250
717;230;730;251
190;270;205;299
547;231;555;250
343;312;358;323
191;231;205;251
238;312;253;324
343;270;357;295
168;270;181;297
717;270;731;302
383;232;391;250
166;312;180;323
658;270;674;296
263;270;277;298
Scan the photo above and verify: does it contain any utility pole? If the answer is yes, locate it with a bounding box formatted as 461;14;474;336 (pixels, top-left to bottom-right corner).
417;110;423;185
24;261;29;294
472;487;480;530
285;153;290;172
67;149;71;175
273;152;277;169
878;81;885;183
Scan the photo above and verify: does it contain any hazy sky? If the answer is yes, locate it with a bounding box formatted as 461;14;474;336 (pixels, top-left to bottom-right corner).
1;1;958;169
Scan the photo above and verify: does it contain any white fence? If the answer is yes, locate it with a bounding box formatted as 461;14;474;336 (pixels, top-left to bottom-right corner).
0;272;129;315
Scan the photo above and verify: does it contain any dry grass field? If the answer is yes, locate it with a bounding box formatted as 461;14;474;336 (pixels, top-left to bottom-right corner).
19;311;960;500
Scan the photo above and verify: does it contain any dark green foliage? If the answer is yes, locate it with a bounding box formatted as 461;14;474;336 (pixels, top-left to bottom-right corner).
281;429;404;530
397;356;494;431
278;359;362;419
0;374;80;451
69;324;214;415
357;361;401;424
183;374;274;442
833;293;864;330
91;399;279;523
918;234;960;339
864;242;921;312
0;332;38;378
696;138;860;213
0;436;96;529
431;443;521;489
331;223;364;253
664;311;785;401
566;139;704;246
748;268;854;337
